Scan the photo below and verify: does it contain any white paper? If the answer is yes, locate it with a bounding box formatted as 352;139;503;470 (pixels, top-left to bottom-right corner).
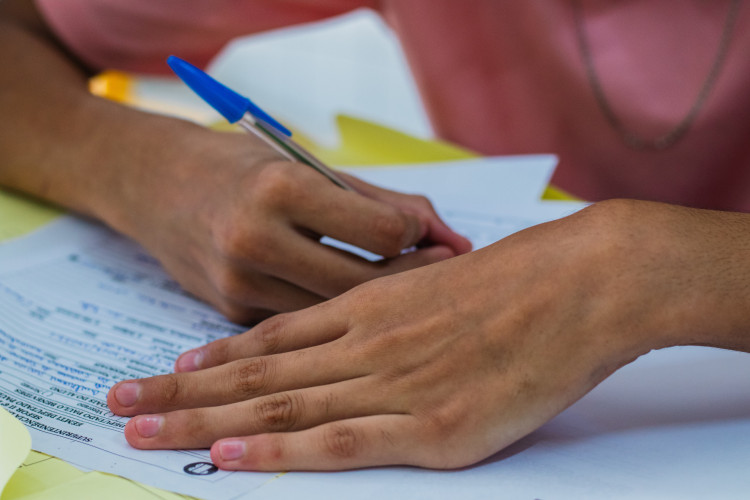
347;155;559;212
2;157;747;499
0;217;275;497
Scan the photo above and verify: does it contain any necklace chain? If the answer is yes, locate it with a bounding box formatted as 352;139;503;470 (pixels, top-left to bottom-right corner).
572;0;742;151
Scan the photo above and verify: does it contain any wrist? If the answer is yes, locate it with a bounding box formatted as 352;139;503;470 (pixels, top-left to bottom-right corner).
583;200;750;356
661;209;750;353
87;106;209;239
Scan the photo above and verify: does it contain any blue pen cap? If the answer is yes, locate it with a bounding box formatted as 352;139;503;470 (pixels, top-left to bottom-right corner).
167;55;291;136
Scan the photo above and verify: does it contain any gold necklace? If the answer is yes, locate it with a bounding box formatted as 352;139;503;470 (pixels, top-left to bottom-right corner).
571;0;742;151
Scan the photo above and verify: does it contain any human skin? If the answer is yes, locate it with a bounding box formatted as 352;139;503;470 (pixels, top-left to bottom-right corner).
0;1;471;323
108;199;750;470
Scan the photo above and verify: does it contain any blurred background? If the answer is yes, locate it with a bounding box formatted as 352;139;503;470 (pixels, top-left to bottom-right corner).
130;8;432;147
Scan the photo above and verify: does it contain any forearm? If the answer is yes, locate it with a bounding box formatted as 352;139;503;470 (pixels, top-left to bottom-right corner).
0;3;206;231
536;200;750;358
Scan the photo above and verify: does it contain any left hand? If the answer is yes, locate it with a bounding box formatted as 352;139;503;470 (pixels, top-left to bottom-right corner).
107;200;750;470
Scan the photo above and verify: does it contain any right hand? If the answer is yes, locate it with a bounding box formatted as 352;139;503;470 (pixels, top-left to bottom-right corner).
0;0;469;323
101;126;471;323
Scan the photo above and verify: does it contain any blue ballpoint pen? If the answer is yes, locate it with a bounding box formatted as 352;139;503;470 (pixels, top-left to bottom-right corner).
167;55;354;191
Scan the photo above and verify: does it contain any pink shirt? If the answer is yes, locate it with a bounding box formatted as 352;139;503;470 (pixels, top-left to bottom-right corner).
36;0;750;211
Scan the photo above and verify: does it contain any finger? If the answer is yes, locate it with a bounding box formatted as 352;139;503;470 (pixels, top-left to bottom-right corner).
210;414;423;471
203;262;326;323
122;377;393;450
341;173;473;255
175;300;347;372
281;169;426;258
156;249;321;325
420;211;473;254
261;228;455;298
108;344;362;416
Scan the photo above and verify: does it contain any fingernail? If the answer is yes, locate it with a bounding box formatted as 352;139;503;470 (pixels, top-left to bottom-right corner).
219;440;246;461
115;382;141;407
135;415;163;438
176;349;203;372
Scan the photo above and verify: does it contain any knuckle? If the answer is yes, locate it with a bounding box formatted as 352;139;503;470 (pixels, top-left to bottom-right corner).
211;218;250;260
369;209;409;256
336;287;377;327
158;374;183;407
252;162;300;208
419;404;463;441
322;423;363;459
253;314;287;355
412;194;435;212
343;277;399;323
253;393;301;432
213;223;274;265
243;239;276;268
409;409;472;469
231;358;272;398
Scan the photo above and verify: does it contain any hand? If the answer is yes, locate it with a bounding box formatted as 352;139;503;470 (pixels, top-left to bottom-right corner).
0;0;468;323
107;200;750;470
101;126;471;323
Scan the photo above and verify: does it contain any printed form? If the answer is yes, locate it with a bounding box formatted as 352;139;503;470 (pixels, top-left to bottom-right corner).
0;217;265;496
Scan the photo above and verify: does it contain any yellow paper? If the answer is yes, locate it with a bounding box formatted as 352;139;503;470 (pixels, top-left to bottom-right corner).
0;190;61;242
2;452;83;500
5;472;190;500
2;449;191;500
297;115;476;167
0;409;31;497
